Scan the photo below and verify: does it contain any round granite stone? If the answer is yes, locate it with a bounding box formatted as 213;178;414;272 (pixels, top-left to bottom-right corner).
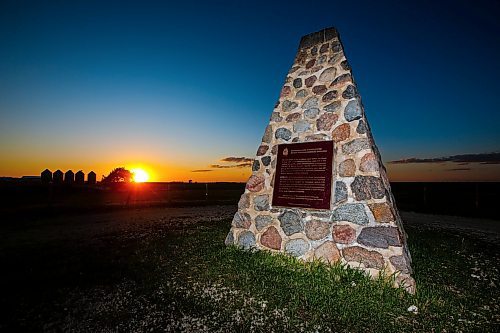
344;99;362;122
252;159;260;172
279;210;304;236
280;86;291;98
342;246;384;269
334;181;348;203
224;230;234;245
238;193;250;209
332;203;369;225
322;90;338;102
270;112;283;123
312;85;328;95
295;89;308;99
331;41;341;53
282;100;298;112
368;203;395;223
342;85;358;99
319;67;337;82
331;73;352;88
302;96;319;109
314;241;340;263
340;60;351;71
360;153;379;172
305;59;316;69
332;225;356;244
316;113;338;131
254;194;270;211
320;43;329;53
305;75;317;87
261;156;271;167
342;138;370;155
255;215;274;231
305;133;329;141
390;254;412;274
285;238;309;257
238;230;256;250
232;212;251;229
305;220;331;240
260;226;282;250
293;120;311;133
304;107;320;119
293;78;302;88
357;227;401;249
275;127;292;141
311;65;325;73
262;125;273;143
286;112;302;122
246;175;265;192
356;120;367;134
256;145;269;156
332;123;350;142
339;159;356;177
324;101;341;113
351;176;385;200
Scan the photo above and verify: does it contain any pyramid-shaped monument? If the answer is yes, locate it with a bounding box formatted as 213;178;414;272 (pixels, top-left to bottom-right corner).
225;27;414;293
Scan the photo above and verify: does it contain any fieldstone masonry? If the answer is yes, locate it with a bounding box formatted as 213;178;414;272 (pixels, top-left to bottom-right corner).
225;27;415;293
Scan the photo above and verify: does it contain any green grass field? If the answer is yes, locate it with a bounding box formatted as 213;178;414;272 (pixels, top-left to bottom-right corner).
1;206;498;332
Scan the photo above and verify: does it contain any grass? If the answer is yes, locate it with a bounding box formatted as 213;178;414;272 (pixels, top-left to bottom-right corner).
1;209;499;332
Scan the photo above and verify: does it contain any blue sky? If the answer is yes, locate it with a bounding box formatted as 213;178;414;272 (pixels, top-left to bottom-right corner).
1;0;499;181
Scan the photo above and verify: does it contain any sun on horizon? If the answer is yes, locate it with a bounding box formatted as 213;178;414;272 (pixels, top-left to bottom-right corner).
131;168;149;183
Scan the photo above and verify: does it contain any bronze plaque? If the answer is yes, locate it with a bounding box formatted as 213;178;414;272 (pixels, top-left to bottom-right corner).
272;141;334;210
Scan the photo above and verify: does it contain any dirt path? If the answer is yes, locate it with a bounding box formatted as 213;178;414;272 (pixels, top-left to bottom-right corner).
401;211;500;244
0;205;236;250
2;205;498;247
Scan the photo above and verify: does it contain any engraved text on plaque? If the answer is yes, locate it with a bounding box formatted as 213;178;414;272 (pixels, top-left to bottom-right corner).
272;141;333;210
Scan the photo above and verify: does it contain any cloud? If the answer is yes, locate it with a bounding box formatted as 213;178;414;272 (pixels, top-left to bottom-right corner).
210;162;252;169
193;156;253;172
445;168;471;172
220;157;253;163
388;152;500;165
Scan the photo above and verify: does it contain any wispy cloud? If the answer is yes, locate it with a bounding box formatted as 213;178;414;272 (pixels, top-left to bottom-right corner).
388;152;500;165
220;157;253;163
193;156;253;172
210;162;252;169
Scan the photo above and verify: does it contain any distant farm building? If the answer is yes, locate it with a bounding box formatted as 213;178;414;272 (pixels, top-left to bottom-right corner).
41;169;52;183
64;170;75;184
87;171;97;184
53;170;64;183
75;170;85;184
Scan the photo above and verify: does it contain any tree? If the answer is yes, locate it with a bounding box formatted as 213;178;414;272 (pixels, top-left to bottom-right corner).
102;167;132;183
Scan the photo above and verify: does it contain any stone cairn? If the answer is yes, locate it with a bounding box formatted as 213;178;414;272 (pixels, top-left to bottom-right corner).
225;27;415;293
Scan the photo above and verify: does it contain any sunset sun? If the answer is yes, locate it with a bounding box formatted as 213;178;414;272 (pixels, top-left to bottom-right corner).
131;168;149;183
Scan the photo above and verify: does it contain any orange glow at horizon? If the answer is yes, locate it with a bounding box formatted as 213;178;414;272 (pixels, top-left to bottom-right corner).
2;155;500;183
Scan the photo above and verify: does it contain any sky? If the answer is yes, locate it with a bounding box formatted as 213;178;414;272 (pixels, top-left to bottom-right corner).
1;0;499;182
